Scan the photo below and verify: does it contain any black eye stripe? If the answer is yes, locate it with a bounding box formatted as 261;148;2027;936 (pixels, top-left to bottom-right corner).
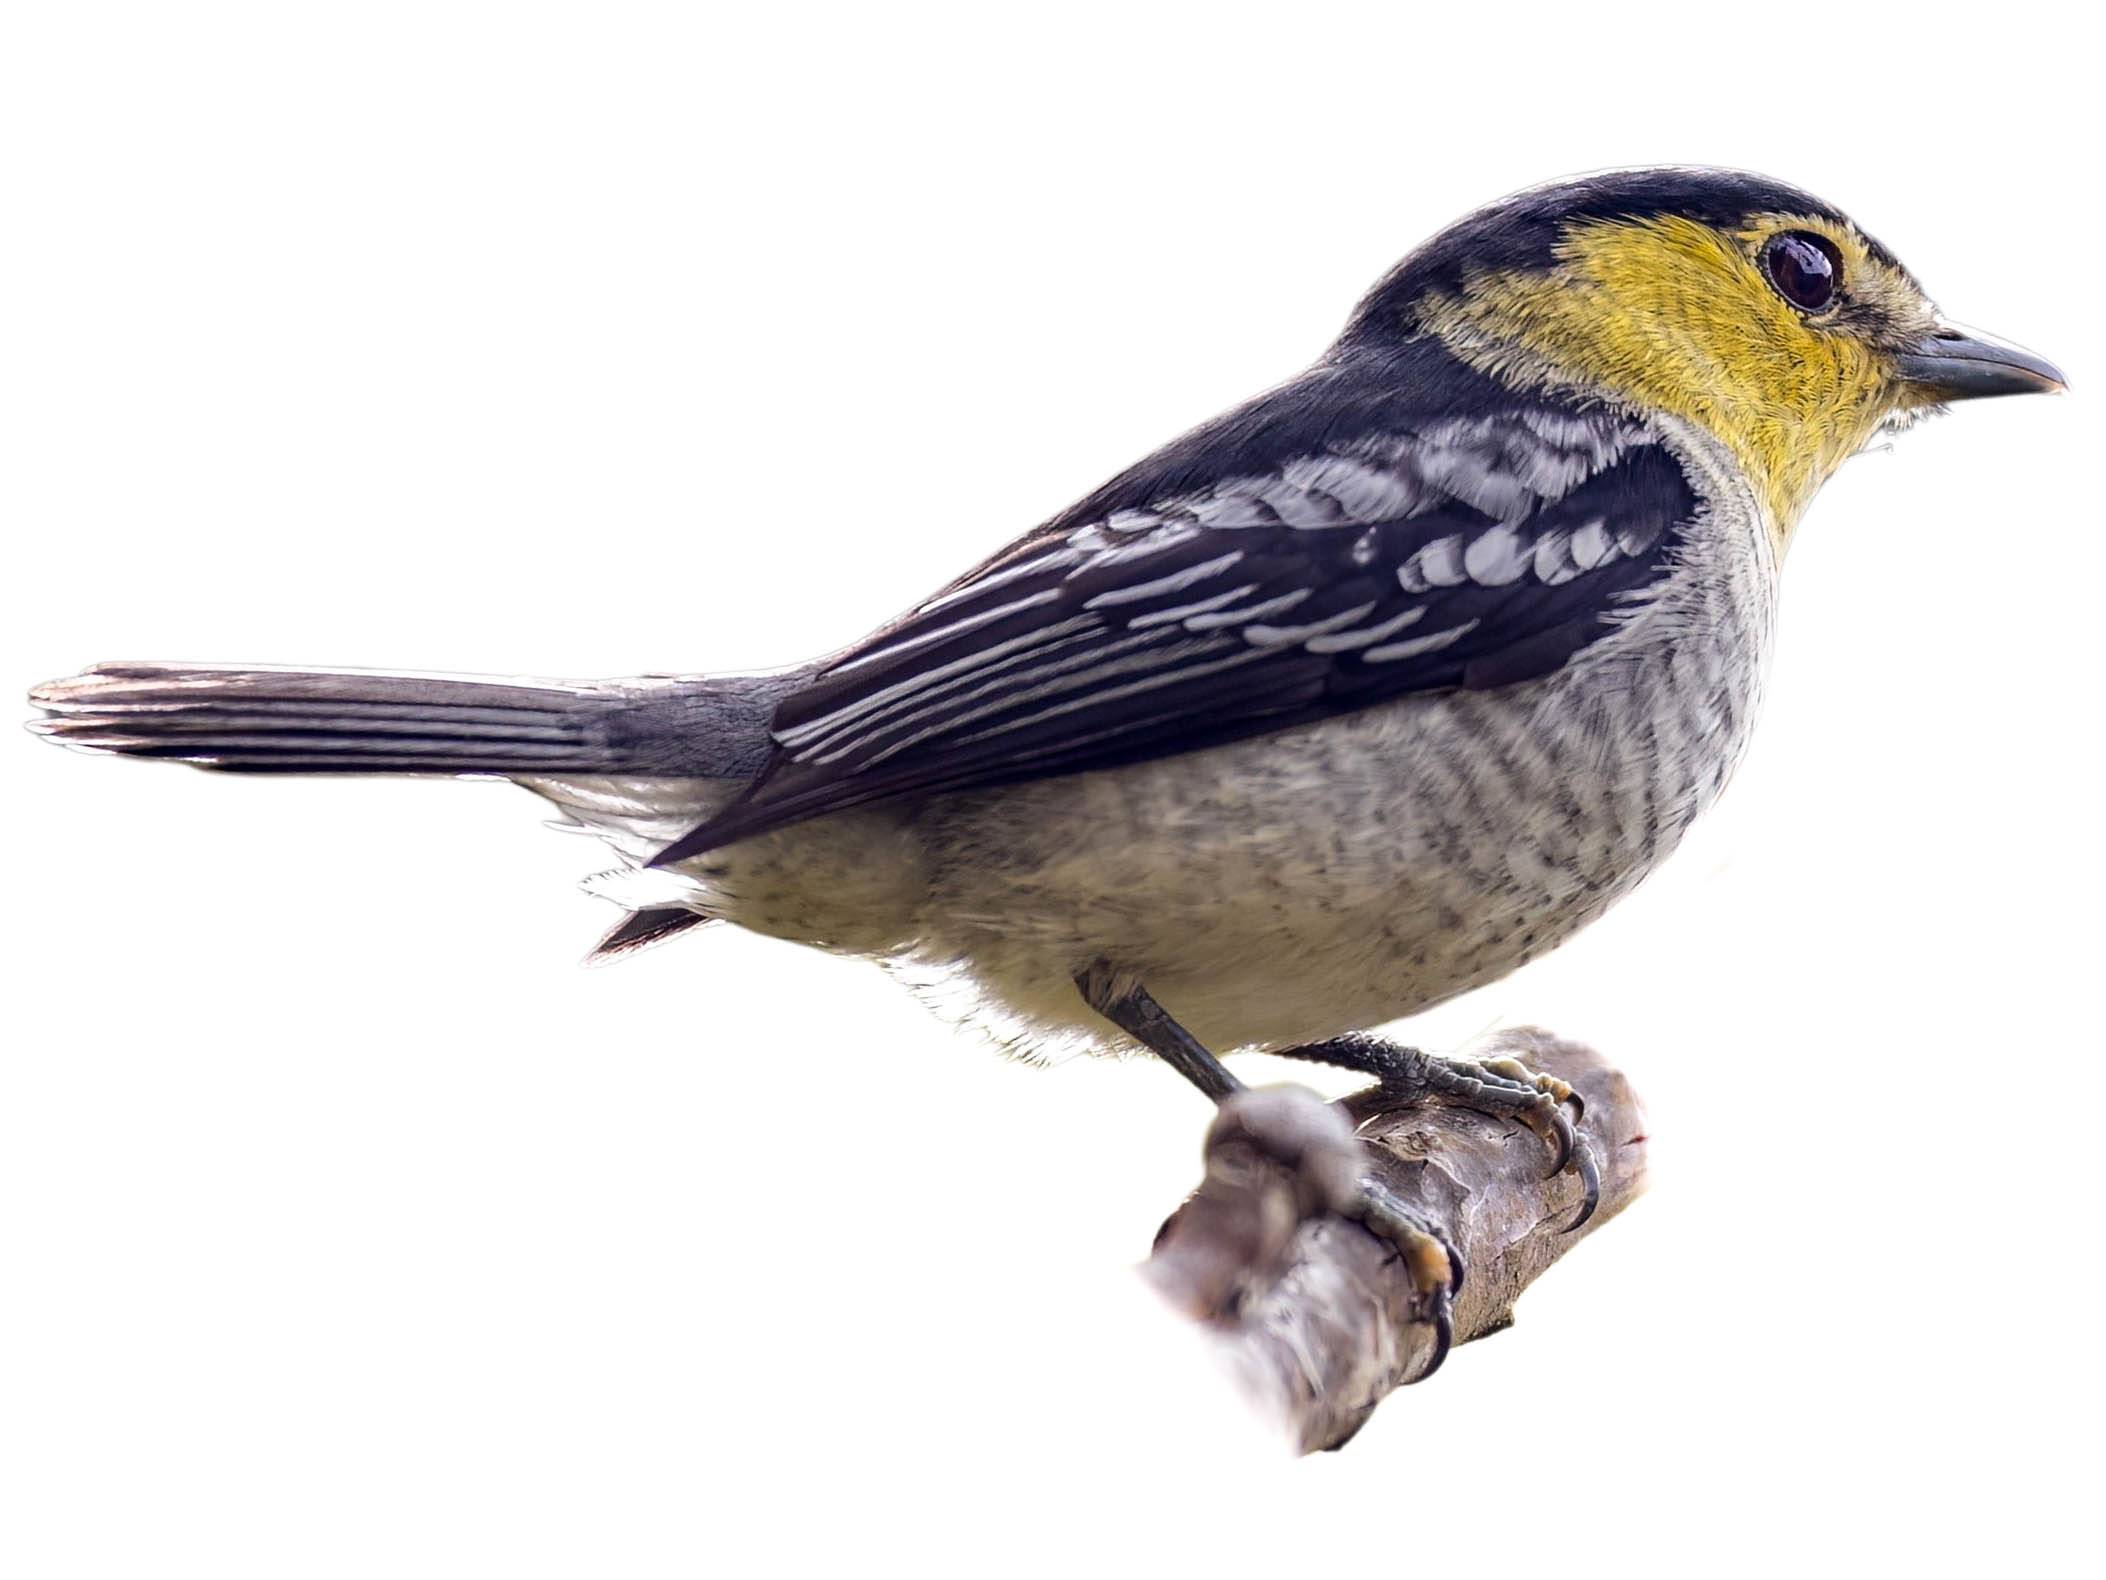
1761;230;1844;312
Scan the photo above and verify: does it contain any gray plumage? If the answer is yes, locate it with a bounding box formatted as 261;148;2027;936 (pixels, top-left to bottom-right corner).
31;407;1771;1058
33;664;792;779
25;161;2073;1401
24;166;2066;1380
60;168;1993;1067
536;416;1771;1056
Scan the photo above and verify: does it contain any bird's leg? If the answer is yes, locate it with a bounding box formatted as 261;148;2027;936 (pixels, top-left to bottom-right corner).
1075;963;1243;1103
1272;1034;1600;1231
1075;966;1461;1376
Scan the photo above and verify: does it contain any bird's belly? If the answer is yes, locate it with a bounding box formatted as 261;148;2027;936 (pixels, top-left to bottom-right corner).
906;609;1767;1056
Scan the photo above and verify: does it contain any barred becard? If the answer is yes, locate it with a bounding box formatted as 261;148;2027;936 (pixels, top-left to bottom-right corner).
32;168;2064;1373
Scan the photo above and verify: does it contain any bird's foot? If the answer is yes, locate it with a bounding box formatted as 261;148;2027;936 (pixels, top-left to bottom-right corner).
1278;1035;1600;1231
1207;1087;1461;1380
1346;1175;1463;1379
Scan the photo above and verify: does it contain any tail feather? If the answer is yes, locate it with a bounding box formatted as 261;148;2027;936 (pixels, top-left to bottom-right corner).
587;906;714;962
28;660;789;778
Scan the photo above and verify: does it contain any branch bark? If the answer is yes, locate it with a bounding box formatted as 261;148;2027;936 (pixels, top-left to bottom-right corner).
1143;1028;1647;1452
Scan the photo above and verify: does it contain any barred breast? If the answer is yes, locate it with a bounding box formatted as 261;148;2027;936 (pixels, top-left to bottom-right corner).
891;424;1778;1059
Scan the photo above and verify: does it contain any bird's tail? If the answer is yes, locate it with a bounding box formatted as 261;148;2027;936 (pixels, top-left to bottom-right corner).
27;660;784;779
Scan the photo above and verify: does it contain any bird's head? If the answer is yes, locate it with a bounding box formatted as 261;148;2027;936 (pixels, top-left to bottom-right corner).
1343;168;2064;547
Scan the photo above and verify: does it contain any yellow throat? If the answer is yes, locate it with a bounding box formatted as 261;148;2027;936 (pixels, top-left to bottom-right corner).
1416;213;1917;550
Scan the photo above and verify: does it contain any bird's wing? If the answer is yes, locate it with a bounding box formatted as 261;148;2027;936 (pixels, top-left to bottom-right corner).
652;372;1699;865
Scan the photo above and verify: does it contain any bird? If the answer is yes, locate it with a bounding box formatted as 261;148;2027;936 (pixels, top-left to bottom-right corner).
29;167;2064;1372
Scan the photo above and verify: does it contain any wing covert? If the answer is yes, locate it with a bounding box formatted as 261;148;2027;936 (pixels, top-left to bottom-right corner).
652;399;1699;865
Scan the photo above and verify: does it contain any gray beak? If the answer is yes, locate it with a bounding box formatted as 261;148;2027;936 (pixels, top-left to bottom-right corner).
1894;326;2066;400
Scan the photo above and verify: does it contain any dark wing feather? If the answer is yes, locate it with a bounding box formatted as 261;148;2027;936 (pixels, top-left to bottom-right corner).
587;906;713;961
653;349;1698;865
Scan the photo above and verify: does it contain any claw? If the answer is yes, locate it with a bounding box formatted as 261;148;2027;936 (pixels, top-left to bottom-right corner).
1399;1217;1454;1296
1422;1295;1454;1380
1445;1232;1466;1295
1563;1135;1602;1233
1351;1179;1463;1378
1300;1036;1604;1264
1539;1099;1577;1176
1457;1055;1596;1220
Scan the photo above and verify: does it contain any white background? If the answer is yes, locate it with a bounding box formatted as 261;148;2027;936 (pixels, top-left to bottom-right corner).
3;4;2099;1576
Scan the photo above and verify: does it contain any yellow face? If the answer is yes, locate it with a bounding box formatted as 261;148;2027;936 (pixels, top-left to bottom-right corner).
1415;211;1946;547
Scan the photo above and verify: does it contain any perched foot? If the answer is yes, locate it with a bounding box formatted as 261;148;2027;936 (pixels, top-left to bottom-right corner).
1071;969;1462;1378
1348;1175;1463;1379
1208;1087;1462;1381
1275;1034;1601;1231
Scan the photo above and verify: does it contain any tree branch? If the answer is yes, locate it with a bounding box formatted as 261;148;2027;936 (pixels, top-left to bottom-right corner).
1143;1028;1647;1452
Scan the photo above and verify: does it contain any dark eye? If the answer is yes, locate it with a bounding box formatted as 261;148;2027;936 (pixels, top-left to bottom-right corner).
1761;231;1843;312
